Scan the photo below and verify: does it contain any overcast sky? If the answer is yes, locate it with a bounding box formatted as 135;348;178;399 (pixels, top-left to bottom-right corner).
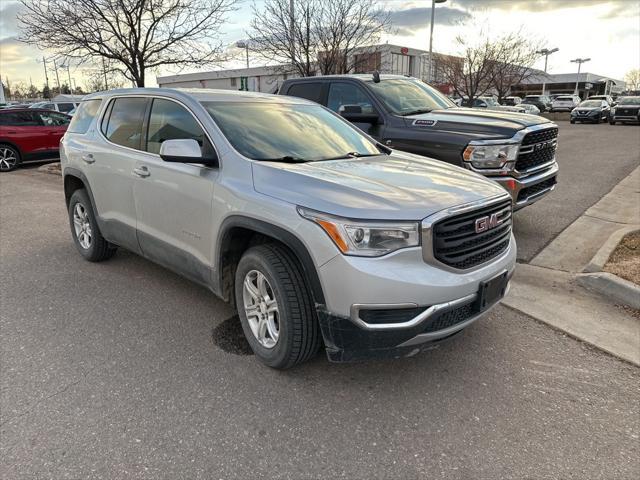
0;0;638;90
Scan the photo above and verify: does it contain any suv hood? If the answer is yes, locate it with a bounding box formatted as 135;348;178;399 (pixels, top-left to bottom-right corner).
404;107;548;140
252;151;508;220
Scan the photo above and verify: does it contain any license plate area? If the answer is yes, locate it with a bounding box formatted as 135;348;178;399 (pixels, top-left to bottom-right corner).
477;271;509;311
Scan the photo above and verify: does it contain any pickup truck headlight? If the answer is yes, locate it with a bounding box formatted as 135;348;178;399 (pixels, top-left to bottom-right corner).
298;207;419;257
462;143;519;169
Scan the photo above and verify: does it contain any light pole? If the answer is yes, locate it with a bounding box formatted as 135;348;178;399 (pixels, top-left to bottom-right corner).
236;40;250;68
428;0;447;83
570;57;591;96
536;47;558;95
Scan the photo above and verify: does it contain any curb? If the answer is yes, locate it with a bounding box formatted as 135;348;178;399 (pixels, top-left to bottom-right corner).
583;226;640;273
577;272;640;310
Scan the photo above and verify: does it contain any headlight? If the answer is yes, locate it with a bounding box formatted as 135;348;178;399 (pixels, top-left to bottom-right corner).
462;143;519;169
297;207;420;257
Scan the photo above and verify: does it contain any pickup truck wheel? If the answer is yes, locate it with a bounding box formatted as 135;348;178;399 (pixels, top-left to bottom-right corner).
68;189;117;262
235;244;321;369
0;144;20;172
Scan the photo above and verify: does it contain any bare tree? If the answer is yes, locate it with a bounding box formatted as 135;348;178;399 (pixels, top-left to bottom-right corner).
19;0;236;87
248;0;389;77
440;34;498;105
624;69;640;91
491;32;543;103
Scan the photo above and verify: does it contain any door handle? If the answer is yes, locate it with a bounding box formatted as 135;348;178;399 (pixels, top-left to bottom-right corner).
82;154;95;164
133;166;150;178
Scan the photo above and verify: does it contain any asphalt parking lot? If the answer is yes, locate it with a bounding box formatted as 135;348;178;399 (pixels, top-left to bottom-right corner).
513;122;640;261
1;122;639;479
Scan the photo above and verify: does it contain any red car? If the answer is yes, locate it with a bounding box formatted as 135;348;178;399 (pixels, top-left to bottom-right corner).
0;108;71;172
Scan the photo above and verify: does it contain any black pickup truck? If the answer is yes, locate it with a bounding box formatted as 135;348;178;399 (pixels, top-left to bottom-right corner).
279;74;558;210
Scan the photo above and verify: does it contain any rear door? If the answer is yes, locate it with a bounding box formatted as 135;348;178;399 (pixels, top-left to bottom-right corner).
34;110;71;154
132;97;217;285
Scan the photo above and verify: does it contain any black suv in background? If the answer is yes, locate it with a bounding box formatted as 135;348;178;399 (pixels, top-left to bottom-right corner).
279;74;559;210
522;95;553;113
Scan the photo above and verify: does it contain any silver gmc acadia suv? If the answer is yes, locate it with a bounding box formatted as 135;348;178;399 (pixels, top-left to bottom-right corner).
60;88;516;369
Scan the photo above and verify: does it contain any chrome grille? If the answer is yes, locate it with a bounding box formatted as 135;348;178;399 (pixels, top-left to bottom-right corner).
516;127;558;172
431;199;512;270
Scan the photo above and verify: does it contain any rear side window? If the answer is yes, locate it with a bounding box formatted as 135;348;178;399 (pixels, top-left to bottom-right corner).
37;111;71;126
286;83;324;104
58;103;75;113
68;100;102;134
101;97;148;150
145;98;206;154
0;111;42;126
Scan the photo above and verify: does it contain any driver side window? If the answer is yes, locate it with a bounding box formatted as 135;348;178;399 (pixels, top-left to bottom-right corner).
327;83;375;115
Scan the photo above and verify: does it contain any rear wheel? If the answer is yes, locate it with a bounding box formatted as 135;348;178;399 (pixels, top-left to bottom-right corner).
235;243;321;369
0;144;20;172
68;189;117;262
609;120;616;125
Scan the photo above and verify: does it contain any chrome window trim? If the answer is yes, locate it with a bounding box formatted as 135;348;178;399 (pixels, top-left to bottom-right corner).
96;94;221;168
421;193;513;273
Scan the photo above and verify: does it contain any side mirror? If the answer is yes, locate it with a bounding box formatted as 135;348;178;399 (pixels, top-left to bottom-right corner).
159;138;217;166
339;104;379;124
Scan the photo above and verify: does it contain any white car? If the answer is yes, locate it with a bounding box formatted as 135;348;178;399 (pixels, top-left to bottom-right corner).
29;101;79;114
469;97;526;113
519;103;540;115
551;95;581;112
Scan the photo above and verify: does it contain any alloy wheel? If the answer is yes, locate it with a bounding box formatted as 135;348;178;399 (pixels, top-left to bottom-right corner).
242;269;280;349
0;147;18;171
73;203;93;249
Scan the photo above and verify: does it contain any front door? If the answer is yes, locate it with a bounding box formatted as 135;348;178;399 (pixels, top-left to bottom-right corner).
326;82;384;139
132;97;217;286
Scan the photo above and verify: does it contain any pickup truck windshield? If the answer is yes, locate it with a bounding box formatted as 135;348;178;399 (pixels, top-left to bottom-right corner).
365;79;455;115
202;102;381;162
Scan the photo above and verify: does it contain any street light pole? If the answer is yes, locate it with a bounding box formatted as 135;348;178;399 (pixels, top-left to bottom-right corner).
428;0;447;84
570;57;591;96
536;47;558;95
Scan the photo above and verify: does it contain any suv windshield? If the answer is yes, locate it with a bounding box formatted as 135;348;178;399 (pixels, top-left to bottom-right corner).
203;102;381;162
579;100;602;107
618;97;640;105
365;78;455;115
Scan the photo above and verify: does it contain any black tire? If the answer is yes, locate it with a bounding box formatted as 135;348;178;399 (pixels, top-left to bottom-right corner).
609;120;615;125
68;189;117;262
570;120;575;124
235;243;321;369
0;144;21;172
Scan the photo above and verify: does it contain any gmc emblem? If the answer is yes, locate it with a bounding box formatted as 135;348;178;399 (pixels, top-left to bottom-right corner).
475;212;503;233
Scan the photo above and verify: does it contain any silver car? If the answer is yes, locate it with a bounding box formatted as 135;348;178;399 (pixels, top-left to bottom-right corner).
60;88;516;368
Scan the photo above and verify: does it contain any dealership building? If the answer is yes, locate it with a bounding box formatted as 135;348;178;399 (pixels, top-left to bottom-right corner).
156;43;456;93
510;72;626;98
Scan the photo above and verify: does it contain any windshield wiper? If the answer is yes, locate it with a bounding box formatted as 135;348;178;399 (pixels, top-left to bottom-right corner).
399;108;433;116
322;152;382;161
258;156;307;163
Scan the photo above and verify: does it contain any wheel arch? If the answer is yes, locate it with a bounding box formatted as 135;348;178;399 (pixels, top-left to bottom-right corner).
216;216;326;308
0;140;23;160
63;168;101;222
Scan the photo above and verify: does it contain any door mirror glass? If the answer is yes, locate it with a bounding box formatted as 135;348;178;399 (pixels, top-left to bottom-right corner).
159;139;217;166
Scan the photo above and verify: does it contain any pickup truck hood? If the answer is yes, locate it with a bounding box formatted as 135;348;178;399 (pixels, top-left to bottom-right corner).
404;107;549;141
252;151;508;220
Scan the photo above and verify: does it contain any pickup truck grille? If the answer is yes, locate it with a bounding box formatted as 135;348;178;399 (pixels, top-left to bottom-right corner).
516;127;558;172
521;127;558;146
432;199;512;269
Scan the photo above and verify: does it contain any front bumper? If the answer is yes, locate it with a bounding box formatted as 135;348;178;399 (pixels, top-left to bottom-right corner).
318;279;511;362
490;162;559;210
611;114;640;123
316;234;516;362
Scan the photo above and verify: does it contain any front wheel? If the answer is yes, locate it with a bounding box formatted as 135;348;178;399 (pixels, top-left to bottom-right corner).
68;189;117;262
609;120;615;125
235;244;321;369
0;144;20;172
570;120;575;124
